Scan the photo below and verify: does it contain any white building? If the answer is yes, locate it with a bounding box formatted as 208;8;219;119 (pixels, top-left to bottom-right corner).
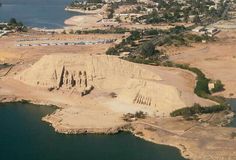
192;26;205;33
206;27;220;36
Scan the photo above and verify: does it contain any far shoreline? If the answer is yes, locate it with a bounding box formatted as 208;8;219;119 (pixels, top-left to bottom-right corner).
0;99;187;160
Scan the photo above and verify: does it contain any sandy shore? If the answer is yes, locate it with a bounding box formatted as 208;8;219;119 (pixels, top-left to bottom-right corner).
1;89;235;160
131;117;236;160
64;14;102;30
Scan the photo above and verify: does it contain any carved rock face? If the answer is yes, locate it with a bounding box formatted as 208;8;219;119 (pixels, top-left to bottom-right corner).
16;54;186;111
58;66;89;90
17;54;161;89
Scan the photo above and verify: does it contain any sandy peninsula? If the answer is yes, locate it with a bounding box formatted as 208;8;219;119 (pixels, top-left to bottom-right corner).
64;14;103;30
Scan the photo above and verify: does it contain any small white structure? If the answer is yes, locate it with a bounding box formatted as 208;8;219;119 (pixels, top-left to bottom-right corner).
0;30;12;37
208;82;215;91
99;19;120;27
120;52;130;57
206;27;220;36
146;8;154;14
0;22;8;26
192;26;205;33
103;0;123;3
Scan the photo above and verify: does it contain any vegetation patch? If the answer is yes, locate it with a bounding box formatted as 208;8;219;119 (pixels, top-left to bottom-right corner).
0;18;27;32
109;92;117;98
106;26;214;58
170;103;230;117
123;111;147;122
162;62;227;104
74;28;127;34
210;80;224;93
231;132;236;139
106;26;226;115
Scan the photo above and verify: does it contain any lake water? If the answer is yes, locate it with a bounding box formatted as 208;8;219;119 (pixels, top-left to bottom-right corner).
0;0;79;28
228;99;236;127
0;102;186;160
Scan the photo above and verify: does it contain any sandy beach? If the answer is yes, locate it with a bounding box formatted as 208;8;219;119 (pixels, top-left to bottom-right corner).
64;14;102;30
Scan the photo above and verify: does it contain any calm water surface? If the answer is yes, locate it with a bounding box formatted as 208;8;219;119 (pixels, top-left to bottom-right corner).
0;102;186;160
0;0;79;28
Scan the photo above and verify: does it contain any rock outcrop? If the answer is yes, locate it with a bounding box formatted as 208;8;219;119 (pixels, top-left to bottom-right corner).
16;54;186;113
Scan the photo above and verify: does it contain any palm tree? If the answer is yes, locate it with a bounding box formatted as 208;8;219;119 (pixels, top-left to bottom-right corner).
193;14;201;24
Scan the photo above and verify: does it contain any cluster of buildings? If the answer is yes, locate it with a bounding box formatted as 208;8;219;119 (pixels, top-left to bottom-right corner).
0;22;13;37
192;26;220;36
67;1;103;11
97;19;120;27
16;39;116;47
0;30;12;37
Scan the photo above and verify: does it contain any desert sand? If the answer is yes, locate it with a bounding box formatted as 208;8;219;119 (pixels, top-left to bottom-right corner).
132;117;236;160
64;14;103;30
16;54;214;114
0;52;214;134
167;30;236;98
0;31;123;65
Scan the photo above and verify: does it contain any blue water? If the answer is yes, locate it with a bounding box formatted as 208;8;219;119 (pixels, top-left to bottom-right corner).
0;102;186;160
0;0;79;28
228;99;236;127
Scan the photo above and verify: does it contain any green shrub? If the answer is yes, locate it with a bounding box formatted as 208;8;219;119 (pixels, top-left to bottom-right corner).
231;132;236;139
170;103;230;117
169;26;187;34
139;41;156;57
134;111;146;119
106;47;119;55
178;66;210;96
211;80;224;93
162;61;174;67
74;28;127;34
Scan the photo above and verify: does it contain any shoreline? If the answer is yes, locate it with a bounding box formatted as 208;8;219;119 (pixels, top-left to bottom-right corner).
0;98;188;159
132;132;188;160
1;98;235;160
0;98;188;158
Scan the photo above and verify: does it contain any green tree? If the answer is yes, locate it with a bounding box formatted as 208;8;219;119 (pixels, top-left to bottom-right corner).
9;18;17;25
193;14;201;24
139;41;156;57
211;80;224;93
183;9;189;22
106;47;119;55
